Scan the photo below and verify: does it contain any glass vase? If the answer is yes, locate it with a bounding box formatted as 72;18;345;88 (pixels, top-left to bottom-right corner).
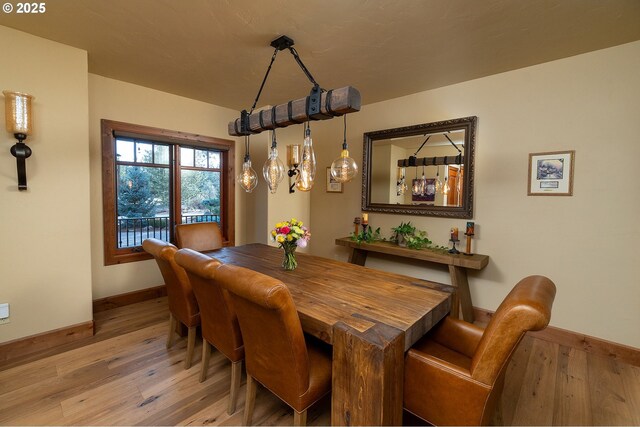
282;244;297;271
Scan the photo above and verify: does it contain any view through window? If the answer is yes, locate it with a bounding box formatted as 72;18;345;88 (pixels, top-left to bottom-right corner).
102;120;235;265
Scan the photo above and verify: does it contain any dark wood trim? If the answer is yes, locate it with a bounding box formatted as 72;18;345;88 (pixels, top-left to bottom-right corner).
473;307;640;367
0;321;94;364
100;119;236;265
93;285;167;314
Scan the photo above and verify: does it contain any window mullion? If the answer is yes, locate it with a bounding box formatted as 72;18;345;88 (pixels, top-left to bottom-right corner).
172;144;182;232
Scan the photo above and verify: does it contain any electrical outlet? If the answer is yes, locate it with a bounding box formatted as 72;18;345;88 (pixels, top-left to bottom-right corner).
0;303;9;324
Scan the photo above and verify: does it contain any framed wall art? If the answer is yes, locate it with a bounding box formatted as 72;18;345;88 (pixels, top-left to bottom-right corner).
326;167;343;193
528;150;575;196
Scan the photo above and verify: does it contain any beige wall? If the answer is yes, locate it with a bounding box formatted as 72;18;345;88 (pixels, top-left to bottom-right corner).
0;27;92;343
242;125;312;249
309;41;640;348
88;75;241;299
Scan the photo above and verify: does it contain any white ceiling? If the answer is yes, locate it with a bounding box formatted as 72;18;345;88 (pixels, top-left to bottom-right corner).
2;0;640;111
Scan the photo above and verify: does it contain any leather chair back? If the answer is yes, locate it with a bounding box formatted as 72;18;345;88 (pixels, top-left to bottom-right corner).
216;264;311;405
471;275;556;384
174;248;244;363
403;275;556;426
175;222;223;252
142;238;199;327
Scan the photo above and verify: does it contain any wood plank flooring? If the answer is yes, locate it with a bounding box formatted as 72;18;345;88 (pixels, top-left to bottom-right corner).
0;297;638;425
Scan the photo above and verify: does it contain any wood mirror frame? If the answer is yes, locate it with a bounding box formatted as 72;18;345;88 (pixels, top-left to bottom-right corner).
362;116;476;218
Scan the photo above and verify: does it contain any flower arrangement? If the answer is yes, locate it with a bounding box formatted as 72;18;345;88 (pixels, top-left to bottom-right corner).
271;218;310;270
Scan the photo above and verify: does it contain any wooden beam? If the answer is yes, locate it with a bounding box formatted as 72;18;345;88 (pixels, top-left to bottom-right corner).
397;155;465;167
228;86;361;136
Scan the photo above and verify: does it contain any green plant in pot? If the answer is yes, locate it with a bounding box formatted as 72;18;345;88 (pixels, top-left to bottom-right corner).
350;226;382;245
391;221;433;250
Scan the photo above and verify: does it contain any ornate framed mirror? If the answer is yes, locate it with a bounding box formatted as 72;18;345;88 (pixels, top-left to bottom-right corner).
362;116;476;218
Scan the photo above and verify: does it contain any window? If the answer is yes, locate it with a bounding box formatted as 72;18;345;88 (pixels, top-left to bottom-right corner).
101;120;235;265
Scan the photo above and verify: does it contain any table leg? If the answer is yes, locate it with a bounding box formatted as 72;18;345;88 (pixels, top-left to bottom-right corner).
348;248;368;266
331;321;404;426
448;265;475;322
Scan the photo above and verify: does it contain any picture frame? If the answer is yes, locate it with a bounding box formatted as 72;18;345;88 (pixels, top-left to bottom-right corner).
326;167;343;193
528;150;575;196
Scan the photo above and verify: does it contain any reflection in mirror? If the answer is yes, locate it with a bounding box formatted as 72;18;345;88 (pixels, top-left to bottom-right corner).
363;116;476;218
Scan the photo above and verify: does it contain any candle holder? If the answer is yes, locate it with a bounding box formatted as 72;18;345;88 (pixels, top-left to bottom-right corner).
362;223;369;235
353;217;361;235
448;238;460;254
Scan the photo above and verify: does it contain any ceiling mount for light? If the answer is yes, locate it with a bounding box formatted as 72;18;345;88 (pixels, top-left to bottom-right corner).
270;35;294;51
227;35;361;137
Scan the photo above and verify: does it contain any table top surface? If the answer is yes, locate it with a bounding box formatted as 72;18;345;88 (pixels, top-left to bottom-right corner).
205;243;451;351
335;237;490;270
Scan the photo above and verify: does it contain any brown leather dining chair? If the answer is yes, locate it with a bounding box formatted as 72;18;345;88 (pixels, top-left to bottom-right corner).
175;222;223;252
403;275;556;426
142;238;199;369
216;264;332;426
174;248;245;415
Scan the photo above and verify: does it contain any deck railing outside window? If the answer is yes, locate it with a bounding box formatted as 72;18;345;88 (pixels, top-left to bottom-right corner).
117;215;220;248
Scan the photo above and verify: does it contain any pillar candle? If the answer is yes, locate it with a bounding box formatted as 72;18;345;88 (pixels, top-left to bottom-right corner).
451;227;458;240
466;221;475;235
362;213;369;225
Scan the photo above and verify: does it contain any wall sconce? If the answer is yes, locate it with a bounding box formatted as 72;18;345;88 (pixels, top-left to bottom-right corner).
3;90;35;191
286;144;301;193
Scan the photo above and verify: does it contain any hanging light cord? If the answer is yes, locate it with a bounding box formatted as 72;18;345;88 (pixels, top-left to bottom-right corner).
271;129;277;149
247;44;324;116
444;133;462;154
244;136;250;162
413;135;431;157
288;46;323;89
342;115;347;150
249;48;279;114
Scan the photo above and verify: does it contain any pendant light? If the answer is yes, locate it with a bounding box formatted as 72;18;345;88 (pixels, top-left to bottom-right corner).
237;136;258;192
435;165;444;194
262;129;286;193
411;167;421;195
330;115;358;183
396;167;406;196
295;122;316;191
419;164;427;196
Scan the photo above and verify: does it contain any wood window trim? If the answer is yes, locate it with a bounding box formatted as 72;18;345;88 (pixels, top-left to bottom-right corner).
101;119;235;265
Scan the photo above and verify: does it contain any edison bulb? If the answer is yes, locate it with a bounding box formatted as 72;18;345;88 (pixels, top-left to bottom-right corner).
435;166;444;194
411;175;421;195
238;160;258;192
262;146;285;194
295;129;316;191
330;149;358;183
420;170;427;196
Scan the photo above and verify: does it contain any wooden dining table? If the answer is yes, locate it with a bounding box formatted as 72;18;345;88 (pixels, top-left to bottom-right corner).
205;243;451;426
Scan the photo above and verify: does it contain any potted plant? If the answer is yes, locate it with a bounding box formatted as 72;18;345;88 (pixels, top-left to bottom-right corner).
391;222;416;247
391;221;434;250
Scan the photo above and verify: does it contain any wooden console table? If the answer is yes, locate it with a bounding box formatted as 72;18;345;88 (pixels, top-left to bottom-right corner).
335;237;489;322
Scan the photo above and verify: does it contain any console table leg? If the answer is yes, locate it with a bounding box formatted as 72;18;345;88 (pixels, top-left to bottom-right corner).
448;265;475;322
349;248;368;266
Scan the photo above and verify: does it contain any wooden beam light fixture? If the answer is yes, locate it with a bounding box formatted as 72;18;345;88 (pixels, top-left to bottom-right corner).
227;35;361;137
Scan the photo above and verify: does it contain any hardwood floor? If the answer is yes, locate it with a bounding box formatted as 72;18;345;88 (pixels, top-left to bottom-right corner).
1;297;638;426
